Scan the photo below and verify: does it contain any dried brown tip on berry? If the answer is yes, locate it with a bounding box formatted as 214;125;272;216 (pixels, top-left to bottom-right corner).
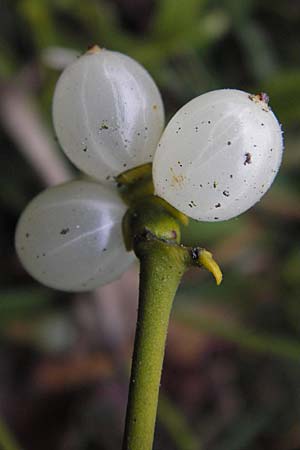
86;45;102;54
248;92;270;112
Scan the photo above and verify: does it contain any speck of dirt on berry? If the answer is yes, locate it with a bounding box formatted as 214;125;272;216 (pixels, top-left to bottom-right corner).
60;228;70;235
99;122;109;130
244;153;252;165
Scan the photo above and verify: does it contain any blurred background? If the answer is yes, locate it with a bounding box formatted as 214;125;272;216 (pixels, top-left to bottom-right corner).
1;0;300;449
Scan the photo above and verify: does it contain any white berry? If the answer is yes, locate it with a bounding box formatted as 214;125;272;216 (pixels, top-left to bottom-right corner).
15;180;135;291
53;46;164;183
153;89;283;221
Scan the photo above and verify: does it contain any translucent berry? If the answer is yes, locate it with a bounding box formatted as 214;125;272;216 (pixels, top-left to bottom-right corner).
53;46;164;183
153;89;283;221
15;180;135;291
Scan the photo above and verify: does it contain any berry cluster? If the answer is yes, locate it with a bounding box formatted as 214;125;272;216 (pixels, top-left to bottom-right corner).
15;46;283;291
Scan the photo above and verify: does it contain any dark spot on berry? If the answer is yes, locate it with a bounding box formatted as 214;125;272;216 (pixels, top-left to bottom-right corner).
244;153;252;165
60;228;70;235
227;141;231;145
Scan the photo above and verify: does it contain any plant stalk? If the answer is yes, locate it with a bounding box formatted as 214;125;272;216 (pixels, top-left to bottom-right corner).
122;239;189;450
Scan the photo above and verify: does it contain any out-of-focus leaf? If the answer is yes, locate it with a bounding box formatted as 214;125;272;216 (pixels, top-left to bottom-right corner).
257;183;300;220
151;0;207;39
174;308;300;363
181;216;247;247
282;249;300;287
158;393;199;450
262;70;300;127
0;288;52;323
212;410;275;450
236;22;278;81
0;42;16;78
281;136;300;170
0;418;22;450
18;0;61;49
221;0;277;81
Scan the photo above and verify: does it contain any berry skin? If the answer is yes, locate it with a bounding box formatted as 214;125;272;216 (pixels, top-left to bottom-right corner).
53;46;164;184
153;89;283;221
15;180;135;291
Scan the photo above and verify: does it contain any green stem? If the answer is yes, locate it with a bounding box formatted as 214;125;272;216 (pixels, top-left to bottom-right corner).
122;239;189;450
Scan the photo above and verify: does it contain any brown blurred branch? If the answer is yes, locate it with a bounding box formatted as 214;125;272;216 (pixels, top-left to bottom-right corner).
0;83;73;186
